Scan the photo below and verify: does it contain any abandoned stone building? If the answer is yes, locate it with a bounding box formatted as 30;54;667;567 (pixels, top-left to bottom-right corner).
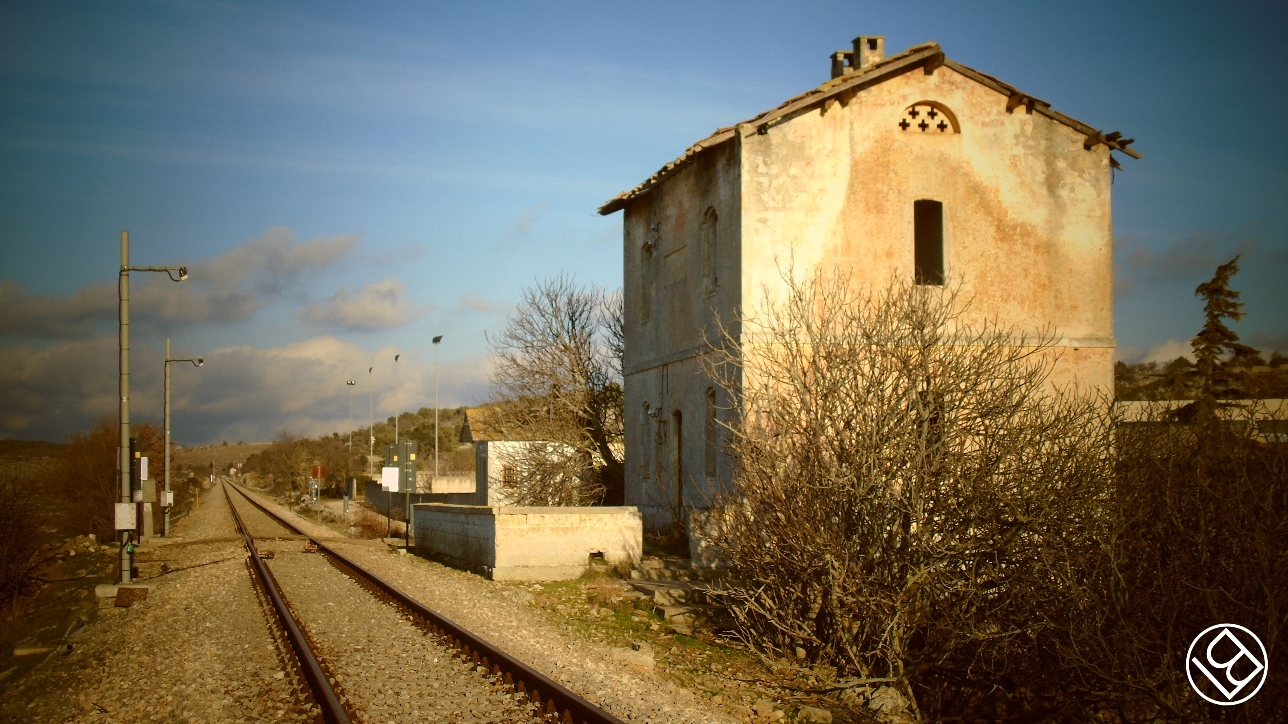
598;36;1140;532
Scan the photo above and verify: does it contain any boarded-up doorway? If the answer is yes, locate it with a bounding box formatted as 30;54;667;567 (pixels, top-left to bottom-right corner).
670;409;684;520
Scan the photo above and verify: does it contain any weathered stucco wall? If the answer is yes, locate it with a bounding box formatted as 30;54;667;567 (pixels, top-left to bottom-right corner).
412;504;643;581
738;64;1113;391
622;140;740;529
620;60;1116;531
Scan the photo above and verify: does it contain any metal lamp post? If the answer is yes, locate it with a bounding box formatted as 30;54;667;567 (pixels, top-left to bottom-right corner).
119;230;189;584
433;335;442;480
393;353;401;445
346;379;356;498
163;337;203;538
367;366;374;477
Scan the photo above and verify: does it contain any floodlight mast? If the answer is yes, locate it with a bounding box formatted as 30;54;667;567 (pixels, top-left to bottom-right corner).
368;366;374;476
163;336;203;538
433;335;442;480
346;379;356;494
119;231;188;584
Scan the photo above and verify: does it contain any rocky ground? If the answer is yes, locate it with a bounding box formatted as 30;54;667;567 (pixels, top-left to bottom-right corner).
2;478;866;723
240;488;862;723
0;482;312;723
0;476;788;716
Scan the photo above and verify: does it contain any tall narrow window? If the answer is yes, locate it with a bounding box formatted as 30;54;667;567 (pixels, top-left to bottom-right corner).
641;240;655;321
671;410;684;512
914;199;944;285
640;404;652;481
704;388;717;479
700;208;718;297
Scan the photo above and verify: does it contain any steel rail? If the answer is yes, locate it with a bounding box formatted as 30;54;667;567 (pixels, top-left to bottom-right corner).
222;484;352;724
228;482;626;724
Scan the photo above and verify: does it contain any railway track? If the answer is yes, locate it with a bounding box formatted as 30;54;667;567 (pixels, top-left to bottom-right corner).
222;482;625;724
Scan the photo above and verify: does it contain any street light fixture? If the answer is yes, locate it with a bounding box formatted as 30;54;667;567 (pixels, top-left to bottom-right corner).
163;337;202;538
119;230;189;584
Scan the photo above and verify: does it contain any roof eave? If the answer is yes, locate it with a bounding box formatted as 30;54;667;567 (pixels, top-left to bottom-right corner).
597;44;1141;216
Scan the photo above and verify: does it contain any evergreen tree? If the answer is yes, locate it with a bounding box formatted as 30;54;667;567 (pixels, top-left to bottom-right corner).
1190;256;1257;402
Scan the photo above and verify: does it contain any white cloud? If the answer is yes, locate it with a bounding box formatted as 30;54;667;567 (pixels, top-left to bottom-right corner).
494;205;547;249
1139;338;1195;364
457;292;507;314
0;227;357;338
0;333;493;444
298;278;423;331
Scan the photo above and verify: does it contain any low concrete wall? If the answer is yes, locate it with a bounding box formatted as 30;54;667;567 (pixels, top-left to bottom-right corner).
412;504;643;581
364;482;476;514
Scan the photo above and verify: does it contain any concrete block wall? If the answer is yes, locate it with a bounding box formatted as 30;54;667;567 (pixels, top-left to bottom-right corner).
413;504;643;581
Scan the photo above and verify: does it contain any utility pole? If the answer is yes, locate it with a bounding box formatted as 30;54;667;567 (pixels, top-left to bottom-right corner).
393;354;400;445
163;337;202;537
433;335;442;480
119;233;130;583
118;231;187;584
346;379;356;498
367;366;374;477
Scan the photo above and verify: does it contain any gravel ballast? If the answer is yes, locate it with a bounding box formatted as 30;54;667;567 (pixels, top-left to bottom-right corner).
238;487;735;723
6;481;736;722
1;481;312;723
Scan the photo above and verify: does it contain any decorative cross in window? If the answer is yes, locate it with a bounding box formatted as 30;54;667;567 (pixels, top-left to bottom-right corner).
899;102;959;133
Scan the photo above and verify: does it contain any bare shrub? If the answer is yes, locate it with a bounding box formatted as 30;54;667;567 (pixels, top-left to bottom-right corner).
486;275;624;505
62;416;162;540
703;272;1114;720
353;508;387;539
1048;404;1287;722
0;468;53;605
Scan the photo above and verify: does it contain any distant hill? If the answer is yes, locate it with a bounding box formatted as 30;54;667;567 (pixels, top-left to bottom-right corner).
172;441;270;472
0;439;65;462
1116;353;1288;400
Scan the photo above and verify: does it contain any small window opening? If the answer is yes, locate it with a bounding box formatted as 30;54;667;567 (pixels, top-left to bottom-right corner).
701;208;718;297
641;241;655;321
501;464;517;488
640;403;652;480
867;38;879;51
704;388;717;479
914;199;944;285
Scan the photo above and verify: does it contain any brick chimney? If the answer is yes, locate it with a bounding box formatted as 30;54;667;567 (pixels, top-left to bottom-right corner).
830;35;886;79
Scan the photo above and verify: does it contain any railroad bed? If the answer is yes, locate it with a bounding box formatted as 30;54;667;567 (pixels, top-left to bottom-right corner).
222;483;622;724
2;479;723;723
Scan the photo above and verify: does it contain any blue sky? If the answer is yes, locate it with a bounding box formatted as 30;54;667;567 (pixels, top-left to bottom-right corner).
2;0;1285;443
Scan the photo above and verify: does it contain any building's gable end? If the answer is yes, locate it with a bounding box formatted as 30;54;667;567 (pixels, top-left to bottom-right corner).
599;43;1139;217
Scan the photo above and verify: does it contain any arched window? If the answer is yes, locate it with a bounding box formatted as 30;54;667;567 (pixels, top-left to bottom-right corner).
898;101;960;134
700;208;718;297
